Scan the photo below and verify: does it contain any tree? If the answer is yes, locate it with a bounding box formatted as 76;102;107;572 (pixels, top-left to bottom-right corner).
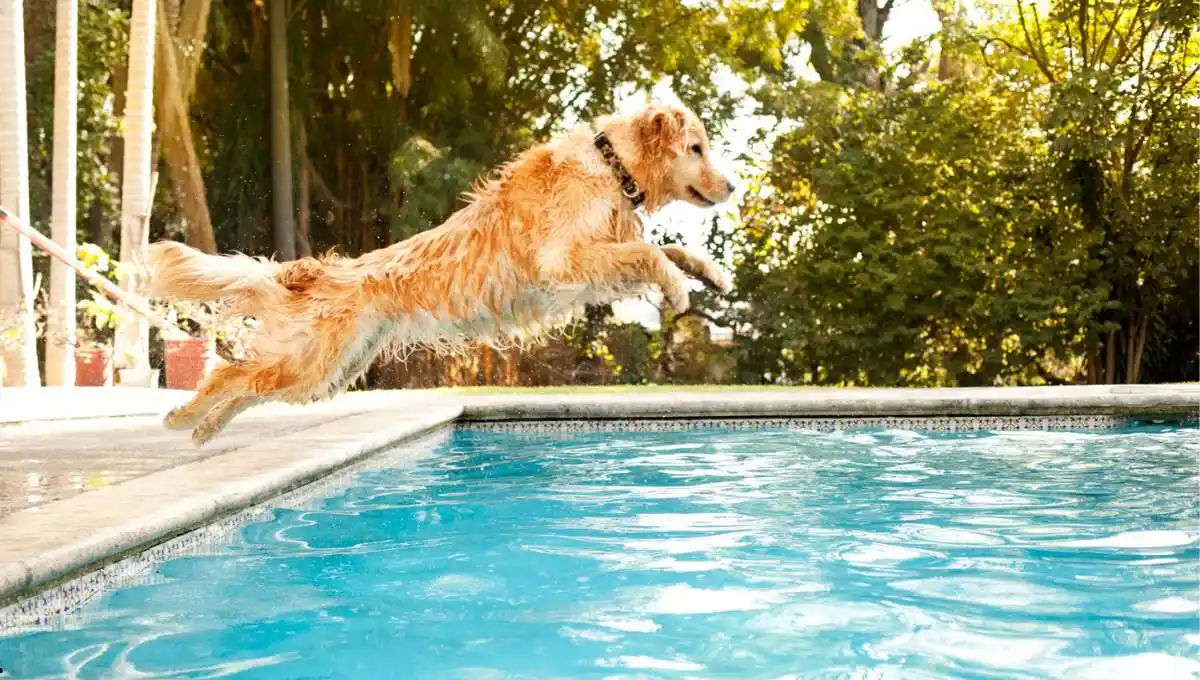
0;0;40;387
720;0;1197;387
981;0;1199;383
155;0;216;253
192;0;811;256
727;82;1095;386
113;0;156;375
267;0;295;260
45;0;79;386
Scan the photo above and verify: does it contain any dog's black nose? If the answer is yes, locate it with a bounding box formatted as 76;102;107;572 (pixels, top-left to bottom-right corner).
725;180;736;194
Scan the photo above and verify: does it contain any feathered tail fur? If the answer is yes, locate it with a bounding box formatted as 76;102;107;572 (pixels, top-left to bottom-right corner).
145;241;287;315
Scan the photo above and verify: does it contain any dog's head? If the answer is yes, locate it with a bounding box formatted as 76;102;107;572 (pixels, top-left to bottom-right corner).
631;103;735;209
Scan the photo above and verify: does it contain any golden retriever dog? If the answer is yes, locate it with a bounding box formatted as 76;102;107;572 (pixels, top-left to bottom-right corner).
145;102;735;446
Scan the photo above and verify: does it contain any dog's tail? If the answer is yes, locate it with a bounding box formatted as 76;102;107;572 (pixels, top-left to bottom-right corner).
145;241;287;311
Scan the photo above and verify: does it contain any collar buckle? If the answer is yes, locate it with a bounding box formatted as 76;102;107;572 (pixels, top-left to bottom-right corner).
591;126;646;209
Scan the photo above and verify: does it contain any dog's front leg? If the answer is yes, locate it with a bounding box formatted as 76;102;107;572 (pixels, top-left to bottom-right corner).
551;241;691;313
659;244;733;295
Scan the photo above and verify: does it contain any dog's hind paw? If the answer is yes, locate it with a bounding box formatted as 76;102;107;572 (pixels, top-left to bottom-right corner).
163;406;199;430
191;423;218;448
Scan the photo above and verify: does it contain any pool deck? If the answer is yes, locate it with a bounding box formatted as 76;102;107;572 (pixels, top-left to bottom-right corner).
0;383;1197;621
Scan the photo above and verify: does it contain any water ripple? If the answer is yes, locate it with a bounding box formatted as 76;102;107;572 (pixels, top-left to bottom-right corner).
2;425;1197;678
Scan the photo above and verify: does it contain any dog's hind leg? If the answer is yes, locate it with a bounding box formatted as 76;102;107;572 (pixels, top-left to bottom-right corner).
174;317;391;445
163;361;271;430
191;396;263;447
178;355;324;445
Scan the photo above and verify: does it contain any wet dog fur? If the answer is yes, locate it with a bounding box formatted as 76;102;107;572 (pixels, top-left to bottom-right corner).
145;102;735;446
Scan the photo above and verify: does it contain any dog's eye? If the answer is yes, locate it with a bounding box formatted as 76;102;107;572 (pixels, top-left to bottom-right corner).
690;143;703;156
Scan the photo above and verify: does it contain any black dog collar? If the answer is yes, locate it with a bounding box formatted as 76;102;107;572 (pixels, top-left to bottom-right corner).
591;126;646;208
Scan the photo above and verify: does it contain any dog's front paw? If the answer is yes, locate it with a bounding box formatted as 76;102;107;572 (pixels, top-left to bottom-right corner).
662;277;691;314
703;265;734;295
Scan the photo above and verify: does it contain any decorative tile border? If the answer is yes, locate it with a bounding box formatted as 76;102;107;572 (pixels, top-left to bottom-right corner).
0;428;451;634
458;414;1192;435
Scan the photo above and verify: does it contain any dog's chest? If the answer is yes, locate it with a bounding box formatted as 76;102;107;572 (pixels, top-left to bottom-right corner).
530;282;646;317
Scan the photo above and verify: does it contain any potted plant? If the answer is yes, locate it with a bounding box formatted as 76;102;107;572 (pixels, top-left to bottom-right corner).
163;332;215;389
74;339;113;386
73;243;122;387
75;292;119;387
159;300;240;390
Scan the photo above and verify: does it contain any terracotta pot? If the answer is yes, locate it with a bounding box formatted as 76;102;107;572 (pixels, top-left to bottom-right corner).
165;336;214;389
75;346;113;386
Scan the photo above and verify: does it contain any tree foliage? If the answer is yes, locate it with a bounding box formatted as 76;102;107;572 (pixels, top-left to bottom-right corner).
720;0;1198;385
15;0;1198;386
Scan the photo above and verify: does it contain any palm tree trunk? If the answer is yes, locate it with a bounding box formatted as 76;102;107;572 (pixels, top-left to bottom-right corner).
177;0;210;102
0;0;41;387
155;0;215;253
114;0;157;374
45;0;78;386
268;0;296;260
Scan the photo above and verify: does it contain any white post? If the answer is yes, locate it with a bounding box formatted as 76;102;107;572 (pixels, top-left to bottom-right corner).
0;0;41;388
46;0;80;386
114;0;157;376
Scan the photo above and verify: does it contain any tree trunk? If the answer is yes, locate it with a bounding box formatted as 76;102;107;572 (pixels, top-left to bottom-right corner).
802;23;836;82
155;1;215;253
23;0;53;63
933;0;963;80
1104;329;1117;385
296;120;312;257
0;0;41;387
1086;342;1099;384
388;3;413;98
177;0;210;103
268;0;296;260
1128;314;1149;384
804;1;890;89
45;0;78;387
114;0;157;374
95;60;127;249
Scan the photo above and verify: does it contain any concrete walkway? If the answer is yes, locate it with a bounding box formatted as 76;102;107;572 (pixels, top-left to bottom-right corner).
0;387;194;425
0;390;451;516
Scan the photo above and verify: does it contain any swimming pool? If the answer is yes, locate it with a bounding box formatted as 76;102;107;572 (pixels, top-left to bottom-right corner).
2;424;1198;678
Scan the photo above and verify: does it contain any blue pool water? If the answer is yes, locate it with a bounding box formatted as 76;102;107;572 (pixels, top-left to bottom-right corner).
3;425;1199;679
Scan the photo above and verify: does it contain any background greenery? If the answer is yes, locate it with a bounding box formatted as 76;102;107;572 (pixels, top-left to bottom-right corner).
21;0;1199;387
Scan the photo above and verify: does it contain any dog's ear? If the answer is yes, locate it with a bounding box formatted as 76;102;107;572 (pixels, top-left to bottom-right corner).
635;107;686;157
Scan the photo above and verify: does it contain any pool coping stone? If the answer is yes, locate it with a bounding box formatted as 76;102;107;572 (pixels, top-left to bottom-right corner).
457;384;1200;421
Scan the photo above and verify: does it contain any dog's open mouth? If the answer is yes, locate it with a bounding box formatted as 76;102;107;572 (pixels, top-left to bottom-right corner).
687;186;717;207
